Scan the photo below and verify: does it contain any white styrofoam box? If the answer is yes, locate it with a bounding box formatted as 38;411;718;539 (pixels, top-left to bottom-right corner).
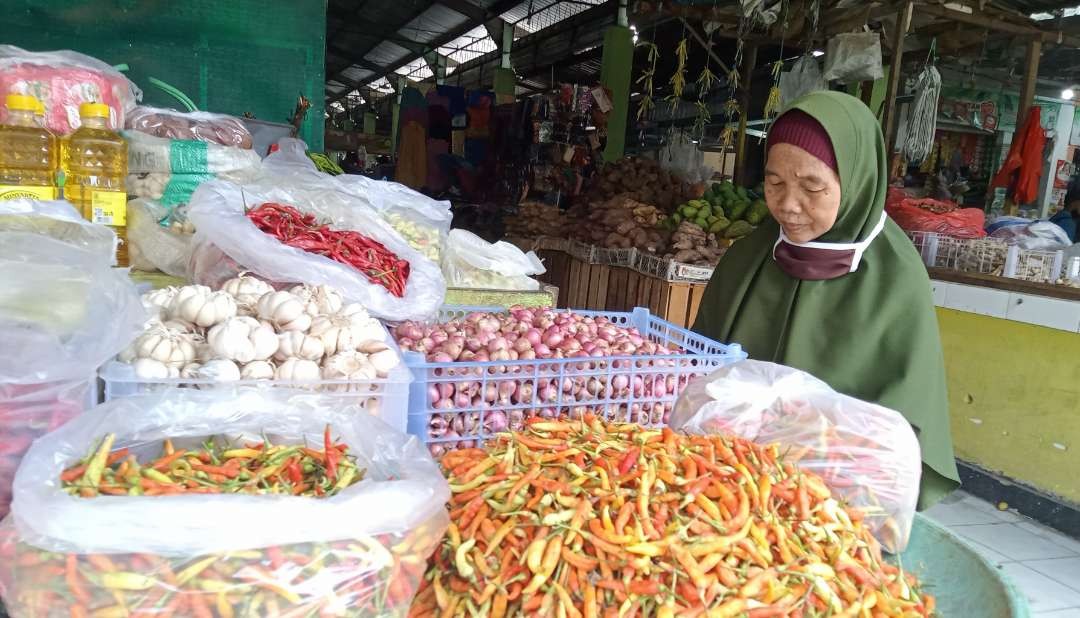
940;282;1010;319
1005;293;1080;333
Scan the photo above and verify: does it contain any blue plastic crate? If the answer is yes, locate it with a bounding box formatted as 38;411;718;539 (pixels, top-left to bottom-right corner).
404;306;745;453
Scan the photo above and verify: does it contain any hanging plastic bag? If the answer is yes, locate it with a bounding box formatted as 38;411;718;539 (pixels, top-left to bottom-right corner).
0;45;141;135
126;105;253;149
659;130;714;185
0;388;450;617
187;180;446;321
823;31;884;83
126;198;193;276
443;229;546;290
779;54;826;107
670;360;921;552
989;219;1072;250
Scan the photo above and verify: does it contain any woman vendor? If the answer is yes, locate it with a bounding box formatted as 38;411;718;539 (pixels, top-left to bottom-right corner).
693;91;959;509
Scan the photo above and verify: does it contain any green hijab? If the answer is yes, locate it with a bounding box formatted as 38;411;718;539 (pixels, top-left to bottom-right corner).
693;91;959;509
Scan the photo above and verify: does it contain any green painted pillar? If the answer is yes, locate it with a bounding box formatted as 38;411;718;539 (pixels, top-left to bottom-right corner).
363;112;376;134
600;26;634;162
494;67;516;105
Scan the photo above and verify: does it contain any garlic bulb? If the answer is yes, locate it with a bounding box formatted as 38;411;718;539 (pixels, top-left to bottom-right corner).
133;358;179;380
207;316;279;363
309;311;385;356
162;318;199;334
240;360;276;380
275;331;325;362
275;357;321;381
222;274;274;307
322;351;379;381
124;326;198;367
170;288;237;328
290;284;344;317
355;340;399;376
180;362;202;379
256;291;311;332
141;286;180;318
196;359;241;381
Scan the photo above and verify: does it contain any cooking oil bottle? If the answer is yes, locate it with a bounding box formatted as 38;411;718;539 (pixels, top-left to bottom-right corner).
64;102;128;265
0;94;58;200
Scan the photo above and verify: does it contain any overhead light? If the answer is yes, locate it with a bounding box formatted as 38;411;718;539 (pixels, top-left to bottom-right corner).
1063;88;1076;100
633;34;639;43
812;50;824;57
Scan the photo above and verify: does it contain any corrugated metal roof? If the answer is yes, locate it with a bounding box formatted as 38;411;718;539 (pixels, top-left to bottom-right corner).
365;41;412;65
340;66;375;82
395;57;434;81
1000;0;1080;15
501;0;606;35
399;4;472;44
438;25;499;64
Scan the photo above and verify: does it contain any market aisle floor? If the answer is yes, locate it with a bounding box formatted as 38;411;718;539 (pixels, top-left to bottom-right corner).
925;491;1080;616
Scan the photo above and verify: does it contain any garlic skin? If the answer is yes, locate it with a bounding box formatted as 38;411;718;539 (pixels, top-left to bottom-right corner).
322;350;379;381
290;284;344;317
125;326;198;367
161;318;199;334
275;331;325;362
133;358;176;380
196;359;241;381
275;357;321;381
256;291;312;332
170;289;237;328
141;286;180;318
222;274;274;307
240;360;276;380
180;362;202;379
309;311;385;356
207;316;279;363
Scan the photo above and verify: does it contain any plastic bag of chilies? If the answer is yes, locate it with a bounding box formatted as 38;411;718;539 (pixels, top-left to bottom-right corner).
0;389;450;618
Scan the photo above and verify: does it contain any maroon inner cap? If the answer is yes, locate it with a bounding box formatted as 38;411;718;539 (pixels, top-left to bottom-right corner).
766;109;838;173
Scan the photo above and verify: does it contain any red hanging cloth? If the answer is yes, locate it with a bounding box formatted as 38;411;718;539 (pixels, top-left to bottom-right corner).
991;106;1046;205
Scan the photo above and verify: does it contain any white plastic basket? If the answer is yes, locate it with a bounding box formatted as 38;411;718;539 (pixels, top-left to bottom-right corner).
666;260;715;282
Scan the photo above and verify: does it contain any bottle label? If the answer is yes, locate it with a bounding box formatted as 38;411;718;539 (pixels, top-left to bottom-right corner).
0;185;57;201
91;190;127;227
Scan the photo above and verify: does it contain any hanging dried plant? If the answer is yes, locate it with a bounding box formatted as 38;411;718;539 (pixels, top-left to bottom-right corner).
637;94;655;121
763;60;785;119
692;100;712;136
666;37;689;112
636;42;659;121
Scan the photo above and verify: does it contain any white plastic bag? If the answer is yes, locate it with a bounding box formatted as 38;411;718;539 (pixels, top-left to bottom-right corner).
0;199;116;260
659;130;714;184
126;198;193;276
989;219;1071;250
443;229;546;290
187;180;446;321
779;54;826;107
126;130;262;176
0;388;450;617
823;31;884;83
670;360;921;552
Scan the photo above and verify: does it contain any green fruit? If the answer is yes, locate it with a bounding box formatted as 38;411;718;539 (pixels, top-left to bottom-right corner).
679;204;696;217
728;201;749;221
709;217;731;234
712;182;723;195
673;213;683;224
736;186;748;200
694;217;709;229
724;220;754;238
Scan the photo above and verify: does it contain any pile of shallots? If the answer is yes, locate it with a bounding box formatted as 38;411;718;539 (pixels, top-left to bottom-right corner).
119;275;399;386
393;307;688;454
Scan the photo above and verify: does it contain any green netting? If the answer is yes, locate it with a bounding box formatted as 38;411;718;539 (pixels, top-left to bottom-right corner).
2;0;325;150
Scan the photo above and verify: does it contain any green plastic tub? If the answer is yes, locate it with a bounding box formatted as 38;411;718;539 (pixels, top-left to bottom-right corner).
897;513;1030;617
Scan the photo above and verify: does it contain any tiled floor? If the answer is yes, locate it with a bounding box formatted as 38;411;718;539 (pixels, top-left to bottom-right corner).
924;491;1080;615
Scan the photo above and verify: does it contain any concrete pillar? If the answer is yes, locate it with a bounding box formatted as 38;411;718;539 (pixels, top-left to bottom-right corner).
600;25;634;162
494;68;516;105
363;112;376;134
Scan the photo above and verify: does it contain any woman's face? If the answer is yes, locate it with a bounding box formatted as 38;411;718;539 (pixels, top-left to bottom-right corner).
764;143;843;243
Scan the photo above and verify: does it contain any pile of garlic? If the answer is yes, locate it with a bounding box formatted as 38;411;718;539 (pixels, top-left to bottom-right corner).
122;275;400;385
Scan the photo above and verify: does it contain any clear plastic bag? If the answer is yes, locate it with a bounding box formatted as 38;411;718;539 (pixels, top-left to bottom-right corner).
659;130;714;185
780;54;826;107
0;199;116;259
125;130;262;176
443;229;546;290
187;180;447;321
126;199;193;276
670;360;921;552
989;219;1071;250
823;31;884;83
0;45;140;135
0;388;450;617
126;106;253;149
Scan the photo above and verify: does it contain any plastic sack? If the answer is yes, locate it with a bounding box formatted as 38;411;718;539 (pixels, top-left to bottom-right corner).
262;139;453;261
823;31;884;83
989;219;1071;250
126;199;193;276
779;54;826;107
659;130;714;185
126;105;253;149
187;180;446;321
125;131;261;206
0;199;116;259
670;360;921;552
0;388;450;617
443;229;546;290
886;200;987;238
0;45;140;135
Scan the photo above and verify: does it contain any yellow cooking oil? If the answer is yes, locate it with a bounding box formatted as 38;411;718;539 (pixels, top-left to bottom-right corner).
63;102;128;265
0;94;58;201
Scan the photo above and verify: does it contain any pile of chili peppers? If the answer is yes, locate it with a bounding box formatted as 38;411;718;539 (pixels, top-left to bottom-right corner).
60;427;363;498
408;417;935;618
247;202;410;298
0;528;440;618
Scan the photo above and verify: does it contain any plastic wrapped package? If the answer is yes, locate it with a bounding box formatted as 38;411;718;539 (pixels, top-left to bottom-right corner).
126;106;253;149
886;199;988;239
125;131;262;206
0;45;140;135
0;199;116;259
442;229;546;290
670;360;921;552
780;54;826;106
187;180;446;321
126;199;193;276
988;218;1072;250
659;130;714;184
0;389;450;618
823;31;884;83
